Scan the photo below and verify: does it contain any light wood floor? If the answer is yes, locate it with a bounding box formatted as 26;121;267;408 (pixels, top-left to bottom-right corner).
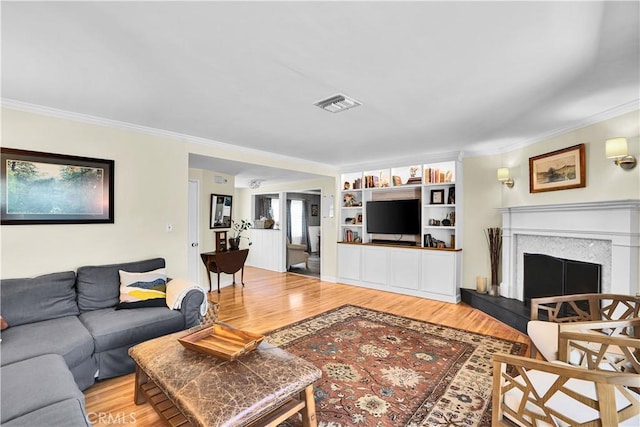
84;267;530;426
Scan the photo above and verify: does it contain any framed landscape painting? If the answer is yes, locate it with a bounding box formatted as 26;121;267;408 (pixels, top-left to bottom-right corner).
1;148;114;224
529;144;586;193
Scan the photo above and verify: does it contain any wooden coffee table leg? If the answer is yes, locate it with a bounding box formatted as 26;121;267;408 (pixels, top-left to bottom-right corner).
300;384;317;427
134;365;149;405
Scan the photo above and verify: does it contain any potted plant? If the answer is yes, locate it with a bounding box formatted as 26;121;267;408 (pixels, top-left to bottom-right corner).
229;219;252;250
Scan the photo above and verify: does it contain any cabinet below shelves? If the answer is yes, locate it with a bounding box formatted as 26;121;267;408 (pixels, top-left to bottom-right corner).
337;243;461;303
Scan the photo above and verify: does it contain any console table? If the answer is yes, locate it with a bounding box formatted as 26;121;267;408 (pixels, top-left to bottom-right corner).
200;249;249;293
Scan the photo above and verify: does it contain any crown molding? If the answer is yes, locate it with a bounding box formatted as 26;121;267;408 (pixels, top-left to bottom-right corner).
464;99;640;158
1;99;339;175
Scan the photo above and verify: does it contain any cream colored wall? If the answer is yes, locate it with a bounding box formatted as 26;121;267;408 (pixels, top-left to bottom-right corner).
462;110;640;289
250;177;338;279
5;106;635;290
1;107;339;281
1;108;190;278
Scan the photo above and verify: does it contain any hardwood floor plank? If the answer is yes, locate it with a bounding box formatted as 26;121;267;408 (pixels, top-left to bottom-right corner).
84;267;530;426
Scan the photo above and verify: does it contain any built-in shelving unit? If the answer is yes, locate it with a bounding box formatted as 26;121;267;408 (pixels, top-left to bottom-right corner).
339;161;462;249
337;160;463;303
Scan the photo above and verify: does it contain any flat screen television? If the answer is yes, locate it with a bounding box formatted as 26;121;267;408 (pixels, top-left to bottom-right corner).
366;199;421;235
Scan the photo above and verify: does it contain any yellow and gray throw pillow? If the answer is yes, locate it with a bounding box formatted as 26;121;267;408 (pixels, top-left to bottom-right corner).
117;268;167;309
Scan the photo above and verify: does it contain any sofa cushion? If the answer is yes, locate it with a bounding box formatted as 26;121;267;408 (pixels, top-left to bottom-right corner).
117;267;167;309
1;354;85;424
76;258;165;312
0;271;78;326
2;399;90;427
79;306;184;353
0;316;94;368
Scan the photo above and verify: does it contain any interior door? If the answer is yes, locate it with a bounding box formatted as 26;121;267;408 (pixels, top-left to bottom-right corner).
188;180;200;283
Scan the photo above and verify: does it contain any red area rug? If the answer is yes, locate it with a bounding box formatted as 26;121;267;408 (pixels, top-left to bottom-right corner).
266;305;526;426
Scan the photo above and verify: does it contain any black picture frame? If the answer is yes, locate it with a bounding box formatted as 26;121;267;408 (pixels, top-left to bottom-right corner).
311;204;319;216
430;189;445;205
1;148;114;225
210;194;232;229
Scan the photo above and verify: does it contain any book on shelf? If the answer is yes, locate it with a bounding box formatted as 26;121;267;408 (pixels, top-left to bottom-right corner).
364;175;380;188
343;229;360;243
424;168;453;184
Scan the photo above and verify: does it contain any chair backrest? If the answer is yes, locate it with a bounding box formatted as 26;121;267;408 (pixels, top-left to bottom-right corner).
530;293;640;323
493;353;640;426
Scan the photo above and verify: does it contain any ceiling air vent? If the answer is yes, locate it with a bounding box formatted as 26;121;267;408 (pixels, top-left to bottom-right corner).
314;94;362;113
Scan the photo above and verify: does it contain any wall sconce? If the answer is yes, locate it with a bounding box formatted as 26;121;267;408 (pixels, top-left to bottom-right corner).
605;137;636;170
497;167;514;188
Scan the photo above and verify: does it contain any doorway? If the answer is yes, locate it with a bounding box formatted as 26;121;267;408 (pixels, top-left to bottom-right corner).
188;180;200;283
285;191;321;278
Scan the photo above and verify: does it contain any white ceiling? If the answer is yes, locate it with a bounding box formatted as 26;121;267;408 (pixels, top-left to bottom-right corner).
2;1;639;186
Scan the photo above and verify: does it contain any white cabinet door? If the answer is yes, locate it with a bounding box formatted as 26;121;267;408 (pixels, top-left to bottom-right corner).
421;251;456;296
362;246;388;285
338;244;362;281
389;248;421;290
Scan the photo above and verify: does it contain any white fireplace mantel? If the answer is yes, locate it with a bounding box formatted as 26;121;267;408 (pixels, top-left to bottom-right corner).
500;200;640;300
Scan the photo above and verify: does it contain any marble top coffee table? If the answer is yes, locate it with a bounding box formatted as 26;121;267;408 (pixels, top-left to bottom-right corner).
129;330;322;427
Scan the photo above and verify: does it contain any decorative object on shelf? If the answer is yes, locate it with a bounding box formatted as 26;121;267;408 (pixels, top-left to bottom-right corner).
343;181;350;190
0;148;114;225
409;166;419;177
343;193;357;206
450;234;455;248
392;175;402;186
497;168;515;188
430;189;445;204
442;219;451;226
214;230;228;252
475;276;487;294
356;214;362;224
447;186;455;204
210;194;233;229
229;219;252;250
529;143;585;193
605;137;636;170
423;233;433;247
485;227;502;296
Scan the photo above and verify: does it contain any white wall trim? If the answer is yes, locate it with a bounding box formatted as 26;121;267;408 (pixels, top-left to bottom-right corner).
1;98;335;172
500;199;640;300
464;100;640;158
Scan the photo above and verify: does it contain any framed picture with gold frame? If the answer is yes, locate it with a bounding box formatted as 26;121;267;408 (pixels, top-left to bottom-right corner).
529;143;586;193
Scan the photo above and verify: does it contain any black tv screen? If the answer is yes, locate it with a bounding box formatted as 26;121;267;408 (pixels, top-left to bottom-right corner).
366;199;421;235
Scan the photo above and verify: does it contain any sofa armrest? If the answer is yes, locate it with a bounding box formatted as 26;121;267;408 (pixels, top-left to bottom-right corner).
178;289;205;328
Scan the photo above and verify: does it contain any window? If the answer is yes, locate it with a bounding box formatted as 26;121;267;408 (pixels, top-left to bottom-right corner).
290;200;303;244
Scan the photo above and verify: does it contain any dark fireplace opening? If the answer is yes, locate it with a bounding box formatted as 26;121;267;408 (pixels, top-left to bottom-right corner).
523;253;601;308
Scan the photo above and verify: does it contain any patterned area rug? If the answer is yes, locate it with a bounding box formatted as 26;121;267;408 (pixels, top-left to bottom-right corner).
266;305;526;427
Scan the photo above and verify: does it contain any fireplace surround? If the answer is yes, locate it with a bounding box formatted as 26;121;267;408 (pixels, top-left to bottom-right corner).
500;200;639;301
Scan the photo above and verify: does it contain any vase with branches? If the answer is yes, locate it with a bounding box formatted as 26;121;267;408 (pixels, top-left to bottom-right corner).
228;219;252;250
485;227;502;296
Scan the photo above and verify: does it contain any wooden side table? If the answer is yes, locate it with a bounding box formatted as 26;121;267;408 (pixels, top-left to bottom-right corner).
200;249;249;293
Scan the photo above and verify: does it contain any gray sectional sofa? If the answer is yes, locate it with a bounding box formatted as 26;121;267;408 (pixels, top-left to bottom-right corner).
0;258;205;426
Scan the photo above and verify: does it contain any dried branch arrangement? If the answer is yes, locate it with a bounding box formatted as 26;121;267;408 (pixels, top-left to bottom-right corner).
485;227;502;289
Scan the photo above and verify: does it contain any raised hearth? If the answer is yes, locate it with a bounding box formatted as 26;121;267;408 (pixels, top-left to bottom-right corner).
460;289;530;334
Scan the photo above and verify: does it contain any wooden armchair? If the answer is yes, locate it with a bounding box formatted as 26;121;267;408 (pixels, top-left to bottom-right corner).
528;294;640;360
558;318;640;374
492;353;640;426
